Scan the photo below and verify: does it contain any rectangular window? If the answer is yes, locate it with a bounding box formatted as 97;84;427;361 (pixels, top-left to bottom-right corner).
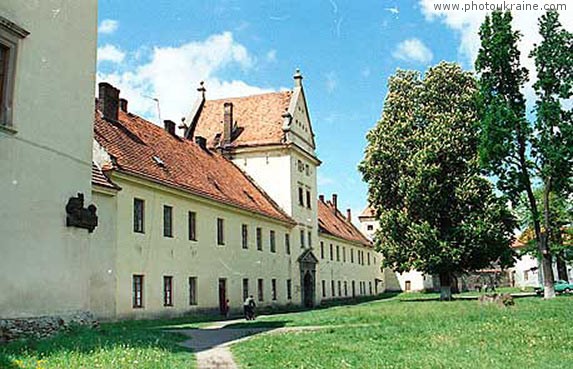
320;242;324;259
344;281;348;296
343;247;346;262
306;190;311;209
217;218;225;245
330;244;334;261
0;44;9;125
331;280;335;297
368;252;371;265
322;280;326;297
308;231;312;248
287;279;292;300
271;279;277;300
163;205;173;238
338;281;342;296
270;230;276;253
0;20;27;127
256;227;263;251
133;274;144;308
257;279;264;301
369;281;373;295
300;229;305;248
351;249;354;263
188;211;197;241
242;224;248;249
163;276;173;307
285;234;291;255
189;277;198;305
133;198;145;233
336;245;340;261
298;187;304;206
242;278;249;301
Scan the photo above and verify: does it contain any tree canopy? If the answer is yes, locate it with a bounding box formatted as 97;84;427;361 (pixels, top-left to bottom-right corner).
360;62;516;300
476;10;573;298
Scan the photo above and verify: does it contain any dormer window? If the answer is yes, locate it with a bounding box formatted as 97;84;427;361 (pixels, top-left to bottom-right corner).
152;155;165;167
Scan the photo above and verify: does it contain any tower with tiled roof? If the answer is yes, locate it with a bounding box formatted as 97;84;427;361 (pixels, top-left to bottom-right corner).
187;70;321;306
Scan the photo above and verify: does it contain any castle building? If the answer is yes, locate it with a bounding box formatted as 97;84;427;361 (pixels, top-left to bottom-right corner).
90;73;383;319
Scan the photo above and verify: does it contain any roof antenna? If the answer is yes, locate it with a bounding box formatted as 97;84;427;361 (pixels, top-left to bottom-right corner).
143;95;162;125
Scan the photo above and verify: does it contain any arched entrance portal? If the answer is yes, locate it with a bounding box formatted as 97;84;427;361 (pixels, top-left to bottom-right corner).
298;249;318;308
303;271;314;308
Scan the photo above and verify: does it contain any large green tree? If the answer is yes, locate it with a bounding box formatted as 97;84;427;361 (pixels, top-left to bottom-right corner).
476;11;573;298
360;62;515;300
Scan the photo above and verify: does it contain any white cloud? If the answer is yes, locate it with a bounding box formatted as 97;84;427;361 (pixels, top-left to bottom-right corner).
97;32;275;123
98;19;119;34
265;49;277;63
97;44;125;64
385;6;400;15
325;71;338;93
418;0;573;104
393;38;433;64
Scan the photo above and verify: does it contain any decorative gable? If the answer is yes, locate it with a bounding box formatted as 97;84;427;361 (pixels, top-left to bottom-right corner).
297;248;319;264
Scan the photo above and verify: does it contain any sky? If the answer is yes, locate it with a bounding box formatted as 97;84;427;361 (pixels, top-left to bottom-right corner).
97;0;572;221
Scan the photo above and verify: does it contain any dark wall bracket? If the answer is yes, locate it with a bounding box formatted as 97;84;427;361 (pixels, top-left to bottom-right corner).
65;193;98;233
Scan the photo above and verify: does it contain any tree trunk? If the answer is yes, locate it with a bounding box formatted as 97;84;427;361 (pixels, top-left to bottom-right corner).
556;252;569;282
522;176;556;299
439;272;452;301
540;181;556;299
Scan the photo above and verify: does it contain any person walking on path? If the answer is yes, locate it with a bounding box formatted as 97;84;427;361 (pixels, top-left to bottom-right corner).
243;296;251;320
248;295;256;320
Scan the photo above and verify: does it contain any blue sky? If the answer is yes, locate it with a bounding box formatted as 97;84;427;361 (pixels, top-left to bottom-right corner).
97;0;571;219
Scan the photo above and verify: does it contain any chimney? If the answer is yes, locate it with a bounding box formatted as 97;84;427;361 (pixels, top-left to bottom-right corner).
332;194;338;210
98;82;120;121
164;120;176;136
119;98;128;113
319;194;325;203
195;136;207;150
293;68;303;88
346;209;352;222
222;102;233;146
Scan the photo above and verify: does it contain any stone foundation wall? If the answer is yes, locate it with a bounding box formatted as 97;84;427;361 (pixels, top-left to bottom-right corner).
0;311;98;343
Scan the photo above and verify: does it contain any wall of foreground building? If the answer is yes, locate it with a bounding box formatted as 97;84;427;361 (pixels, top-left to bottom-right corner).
0;1;97;318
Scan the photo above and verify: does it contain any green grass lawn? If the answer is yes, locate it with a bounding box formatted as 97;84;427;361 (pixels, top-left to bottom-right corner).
0;316;215;369
233;295;573;369
2;294;571;369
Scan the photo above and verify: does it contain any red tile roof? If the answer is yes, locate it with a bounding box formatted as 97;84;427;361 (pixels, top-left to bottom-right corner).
193;91;293;148
318;199;372;247
94;109;295;225
91;162;119;189
359;205;375;218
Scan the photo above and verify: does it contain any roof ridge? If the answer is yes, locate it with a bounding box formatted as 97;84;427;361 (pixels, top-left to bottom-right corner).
205;90;292;103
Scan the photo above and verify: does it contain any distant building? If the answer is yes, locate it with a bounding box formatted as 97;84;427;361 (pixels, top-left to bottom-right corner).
0;2;97;318
358;206;436;292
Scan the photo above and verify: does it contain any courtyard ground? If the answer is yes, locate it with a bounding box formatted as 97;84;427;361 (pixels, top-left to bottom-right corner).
1;292;571;369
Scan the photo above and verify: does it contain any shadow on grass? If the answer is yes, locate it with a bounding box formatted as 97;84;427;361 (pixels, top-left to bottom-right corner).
0;314;222;368
223;320;289;329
